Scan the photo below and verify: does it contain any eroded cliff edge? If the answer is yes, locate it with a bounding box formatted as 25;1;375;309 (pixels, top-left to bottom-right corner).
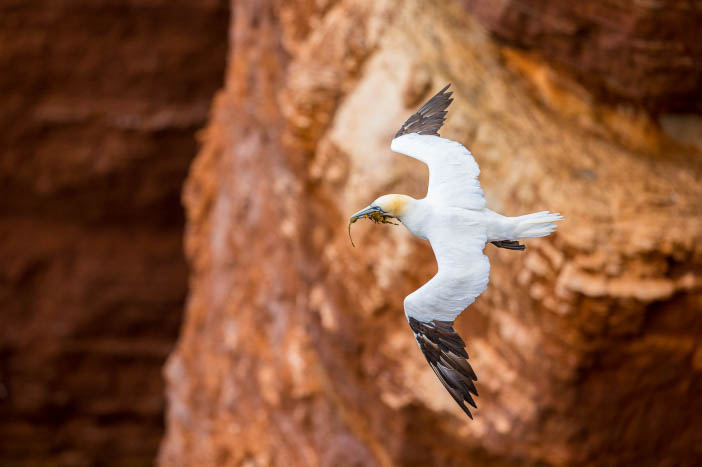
161;1;702;465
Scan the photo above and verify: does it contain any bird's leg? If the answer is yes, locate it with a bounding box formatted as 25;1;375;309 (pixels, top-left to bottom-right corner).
491;240;525;251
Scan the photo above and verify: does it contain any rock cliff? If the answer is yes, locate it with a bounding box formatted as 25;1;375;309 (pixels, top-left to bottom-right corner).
462;0;702;112
161;0;702;466
0;1;228;464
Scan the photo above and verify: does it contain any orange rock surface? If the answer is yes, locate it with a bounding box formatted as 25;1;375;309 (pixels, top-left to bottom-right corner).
161;0;702;465
462;0;702;112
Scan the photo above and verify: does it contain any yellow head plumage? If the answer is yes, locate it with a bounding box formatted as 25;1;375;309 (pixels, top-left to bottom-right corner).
373;194;409;218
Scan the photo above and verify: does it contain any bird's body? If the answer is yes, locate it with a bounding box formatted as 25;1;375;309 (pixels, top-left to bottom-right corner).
349;84;562;418
401;199;490;321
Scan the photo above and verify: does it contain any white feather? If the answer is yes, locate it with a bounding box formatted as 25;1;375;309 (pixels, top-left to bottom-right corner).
392;133;488;322
391;133;485;210
402;205;490;322
483;209;564;242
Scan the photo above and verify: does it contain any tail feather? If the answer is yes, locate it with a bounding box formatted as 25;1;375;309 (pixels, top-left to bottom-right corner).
513;211;563;239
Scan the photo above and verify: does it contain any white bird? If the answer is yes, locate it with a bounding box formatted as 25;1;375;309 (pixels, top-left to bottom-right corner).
349;84;562;418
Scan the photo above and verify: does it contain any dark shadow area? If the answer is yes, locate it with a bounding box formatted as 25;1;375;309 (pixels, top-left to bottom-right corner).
0;1;229;464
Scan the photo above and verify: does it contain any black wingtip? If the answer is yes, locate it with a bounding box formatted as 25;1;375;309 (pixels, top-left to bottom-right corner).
409;317;479;419
395;84;455;139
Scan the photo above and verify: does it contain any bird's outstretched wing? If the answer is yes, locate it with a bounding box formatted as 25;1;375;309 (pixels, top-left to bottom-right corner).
394;84;453;138
409;317;479;418
391;85;485;210
404;225;490;418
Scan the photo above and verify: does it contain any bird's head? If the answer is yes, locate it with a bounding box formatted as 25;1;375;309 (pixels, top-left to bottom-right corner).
348;194;413;247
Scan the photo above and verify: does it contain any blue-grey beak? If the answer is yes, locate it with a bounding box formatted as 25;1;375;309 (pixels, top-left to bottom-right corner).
350;205;385;221
348;205;393;247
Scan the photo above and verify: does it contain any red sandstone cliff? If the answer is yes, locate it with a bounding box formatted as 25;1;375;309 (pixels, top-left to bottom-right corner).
160;0;702;466
0;1;228;465
463;0;702;113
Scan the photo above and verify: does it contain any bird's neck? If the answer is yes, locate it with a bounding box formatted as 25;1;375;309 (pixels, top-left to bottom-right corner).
398;197;431;240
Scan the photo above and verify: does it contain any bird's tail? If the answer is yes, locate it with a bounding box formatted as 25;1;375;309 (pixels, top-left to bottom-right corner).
511;211;563;239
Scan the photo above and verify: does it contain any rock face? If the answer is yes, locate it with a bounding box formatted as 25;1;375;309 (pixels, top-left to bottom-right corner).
0;1;228;465
160;0;702;465
462;0;702;113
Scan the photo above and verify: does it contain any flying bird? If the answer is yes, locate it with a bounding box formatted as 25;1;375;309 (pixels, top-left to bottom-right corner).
348;84;562;418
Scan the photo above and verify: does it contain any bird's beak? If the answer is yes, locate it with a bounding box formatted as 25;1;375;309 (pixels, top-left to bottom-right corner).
348;206;395;248
350;205;385;221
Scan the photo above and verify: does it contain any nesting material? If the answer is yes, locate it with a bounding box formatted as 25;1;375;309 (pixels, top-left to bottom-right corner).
348;211;398;247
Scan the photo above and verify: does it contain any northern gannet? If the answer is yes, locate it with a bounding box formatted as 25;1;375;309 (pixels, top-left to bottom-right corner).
349;84;562;418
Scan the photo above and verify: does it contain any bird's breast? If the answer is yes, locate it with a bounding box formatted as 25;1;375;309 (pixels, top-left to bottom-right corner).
400;205;435;241
402;205;488;243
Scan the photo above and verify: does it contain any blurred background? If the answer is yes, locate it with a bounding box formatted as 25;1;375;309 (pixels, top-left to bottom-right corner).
0;0;228;464
1;0;701;466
